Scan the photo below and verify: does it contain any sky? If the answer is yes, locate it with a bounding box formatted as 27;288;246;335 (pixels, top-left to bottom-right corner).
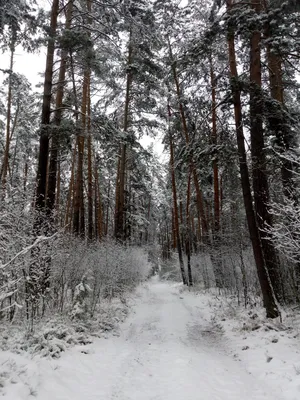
1;47;47;89
1;0;50;89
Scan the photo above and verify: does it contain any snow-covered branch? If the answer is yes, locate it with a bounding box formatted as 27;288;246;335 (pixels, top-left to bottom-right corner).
0;232;59;270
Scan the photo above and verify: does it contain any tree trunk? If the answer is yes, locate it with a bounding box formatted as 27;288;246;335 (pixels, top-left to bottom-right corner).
170;207;175;249
87;77;93;241
186;168;193;286
73;0;92;238
263;3;295;201
29;0;60;319
94;162;103;240
35;0;59;216
226;0;279;318
56;159;61;215
168;104;188;285
114;30;133;242
24;161;28;194
210;56;224;288
10;102;21;186
1;42;15;194
105;178;110;236
47;0;73;215
210;57;220;233
263;1;300;294
73;71;88;237
249;0;282;302
65;143;77;230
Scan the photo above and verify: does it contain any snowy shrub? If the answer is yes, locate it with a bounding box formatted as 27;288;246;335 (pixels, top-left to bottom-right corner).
268;199;300;264
33;336;67;359
267;198;300;302
0;209;152;345
190;252;215;288
159;253;182;281
0;296;129;358
21;322;92;358
46;238;152;319
70;277;92;320
0;198;60;322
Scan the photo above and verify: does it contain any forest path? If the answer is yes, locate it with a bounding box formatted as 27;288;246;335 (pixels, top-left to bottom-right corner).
35;278;281;400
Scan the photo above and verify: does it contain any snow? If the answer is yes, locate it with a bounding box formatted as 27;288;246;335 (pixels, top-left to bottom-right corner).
0;277;299;399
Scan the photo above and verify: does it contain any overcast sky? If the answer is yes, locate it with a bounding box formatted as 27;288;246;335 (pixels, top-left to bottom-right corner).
1;0;50;89
2;48;47;89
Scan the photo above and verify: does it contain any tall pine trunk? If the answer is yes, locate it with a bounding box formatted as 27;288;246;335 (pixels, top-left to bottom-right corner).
210;56;223;288
186;168;193;286
249;0;282;302
87;77;93;241
114;30;133;242
1;40;15;194
226;0;279;318
29;0;60;319
35;0;59;218
263;2;295;201
168;112;188;286
94;161;102;240
210;57;220;234
47;0;73;216
73;71;89;237
65;143;77;230
263;1;300;293
73;0;92;237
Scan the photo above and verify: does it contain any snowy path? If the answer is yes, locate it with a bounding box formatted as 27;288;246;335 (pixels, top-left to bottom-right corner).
32;279;282;400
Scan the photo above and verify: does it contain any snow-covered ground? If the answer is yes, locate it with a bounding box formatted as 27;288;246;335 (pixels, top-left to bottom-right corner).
1;277;299;399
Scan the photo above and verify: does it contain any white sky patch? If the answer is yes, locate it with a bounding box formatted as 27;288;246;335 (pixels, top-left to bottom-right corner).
1;0;50;90
178;0;189;7
0;46;47;90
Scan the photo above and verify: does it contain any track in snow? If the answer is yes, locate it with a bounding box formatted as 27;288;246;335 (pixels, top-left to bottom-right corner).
35;278;282;400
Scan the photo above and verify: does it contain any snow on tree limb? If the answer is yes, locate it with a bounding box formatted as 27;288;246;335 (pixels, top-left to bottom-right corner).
0;232;58;270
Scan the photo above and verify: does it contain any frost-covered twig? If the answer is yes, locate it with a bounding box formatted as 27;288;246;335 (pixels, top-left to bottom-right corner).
0;300;23;312
0;232;58;270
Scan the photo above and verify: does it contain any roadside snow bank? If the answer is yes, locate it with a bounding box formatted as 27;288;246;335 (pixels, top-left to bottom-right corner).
0;296;129;398
181;287;300;400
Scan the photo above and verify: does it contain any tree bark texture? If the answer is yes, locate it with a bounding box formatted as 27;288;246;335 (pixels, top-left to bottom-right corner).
114;30;133;242
1;43;15;194
226;0;279;318
47;0;73;214
168;104;188;285
263;2;295;201
249;0;282;302
210;57;220;233
35;0;59;215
